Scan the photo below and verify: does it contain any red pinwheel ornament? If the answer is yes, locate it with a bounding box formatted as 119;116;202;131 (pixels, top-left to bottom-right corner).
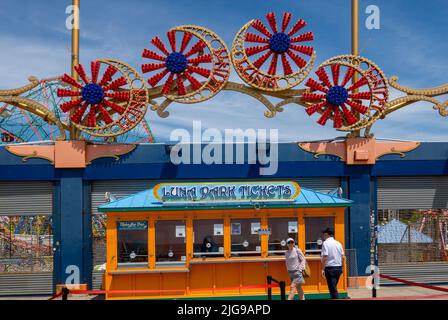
141;30;213;97
57;61;129;128
244;12;314;76
302;63;374;128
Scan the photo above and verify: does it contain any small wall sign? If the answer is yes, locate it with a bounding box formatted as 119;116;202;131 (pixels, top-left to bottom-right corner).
288;221;298;233
257;228;271;235
176;225;186;238
251;222;261;234
231;223;241;235
214;224;224;236
117;221;148;230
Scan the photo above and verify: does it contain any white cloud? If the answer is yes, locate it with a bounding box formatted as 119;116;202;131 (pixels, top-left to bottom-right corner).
1;1;446;144
0;34;107;88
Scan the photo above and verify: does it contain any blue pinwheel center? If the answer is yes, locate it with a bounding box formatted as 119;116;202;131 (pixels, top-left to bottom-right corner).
166;52;188;73
269;32;291;54
326;86;349;106
81;83;104;104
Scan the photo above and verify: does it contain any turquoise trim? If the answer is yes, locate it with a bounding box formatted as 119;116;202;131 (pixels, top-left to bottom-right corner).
100;202;352;212
98;186;353;213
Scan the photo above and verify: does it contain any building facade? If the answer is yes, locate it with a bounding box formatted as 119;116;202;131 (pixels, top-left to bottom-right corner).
0;141;447;295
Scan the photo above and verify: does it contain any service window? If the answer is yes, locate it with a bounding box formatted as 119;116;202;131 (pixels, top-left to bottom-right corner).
268;218;299;255
305;217;335;255
230;218;261;257
117;221;148;265
155;220;187;265
193;219;225;258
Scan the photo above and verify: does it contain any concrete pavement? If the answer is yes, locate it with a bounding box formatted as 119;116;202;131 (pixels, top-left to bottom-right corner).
348;284;448;300
1;285;448;300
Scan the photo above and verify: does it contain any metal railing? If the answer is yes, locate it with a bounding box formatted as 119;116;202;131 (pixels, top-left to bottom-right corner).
345;248;359;277
266;275;286;300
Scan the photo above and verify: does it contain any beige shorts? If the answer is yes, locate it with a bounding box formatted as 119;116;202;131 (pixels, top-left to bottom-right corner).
288;270;305;286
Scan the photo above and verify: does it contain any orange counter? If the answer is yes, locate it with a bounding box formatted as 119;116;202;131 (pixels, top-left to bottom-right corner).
103;207;348;300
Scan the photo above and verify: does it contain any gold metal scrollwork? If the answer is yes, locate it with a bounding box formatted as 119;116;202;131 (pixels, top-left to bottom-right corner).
0;77;67;141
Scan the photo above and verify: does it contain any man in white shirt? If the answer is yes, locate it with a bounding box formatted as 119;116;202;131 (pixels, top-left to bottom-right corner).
320;228;344;299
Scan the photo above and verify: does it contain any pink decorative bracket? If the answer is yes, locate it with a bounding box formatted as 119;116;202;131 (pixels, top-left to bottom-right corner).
299;138;420;165
6;141;136;168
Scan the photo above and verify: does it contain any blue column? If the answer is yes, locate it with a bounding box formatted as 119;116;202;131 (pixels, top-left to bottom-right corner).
52;181;61;292
82;182;92;287
348;167;372;275
53;170;91;288
341;177;350;247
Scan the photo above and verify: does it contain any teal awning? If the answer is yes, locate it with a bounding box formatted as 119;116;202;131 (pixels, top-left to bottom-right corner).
98;187;353;212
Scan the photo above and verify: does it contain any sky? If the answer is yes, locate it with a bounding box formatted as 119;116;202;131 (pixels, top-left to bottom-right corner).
0;0;447;142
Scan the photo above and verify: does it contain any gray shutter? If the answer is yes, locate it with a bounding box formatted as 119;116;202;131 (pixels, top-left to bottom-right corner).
0;272;53;296
295;177;341;194
0;182;53;216
379;262;448;285
92;271;104;290
91;180;161;215
377;176;448;209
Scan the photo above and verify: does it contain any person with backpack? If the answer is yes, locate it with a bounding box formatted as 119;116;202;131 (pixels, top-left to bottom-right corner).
285;238;306;300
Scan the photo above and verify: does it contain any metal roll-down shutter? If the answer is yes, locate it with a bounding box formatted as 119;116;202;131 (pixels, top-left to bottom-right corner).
0;181;54;296
377;176;448;284
91;180;162;215
377;176;448;210
295;177;341;194
0;273;53;296
0;181;53;216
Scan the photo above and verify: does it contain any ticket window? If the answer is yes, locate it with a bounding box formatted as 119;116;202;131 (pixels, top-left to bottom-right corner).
117;221;148;267
193;219;225;258
268;218;299;256
230;218;261;257
155;220;187;267
305;217;335;255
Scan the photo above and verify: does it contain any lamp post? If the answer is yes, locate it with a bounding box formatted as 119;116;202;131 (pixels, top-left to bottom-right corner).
70;0;80;140
351;0;361;137
352;0;359;58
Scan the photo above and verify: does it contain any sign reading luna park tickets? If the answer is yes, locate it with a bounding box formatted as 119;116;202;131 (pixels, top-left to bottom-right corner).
153;181;300;204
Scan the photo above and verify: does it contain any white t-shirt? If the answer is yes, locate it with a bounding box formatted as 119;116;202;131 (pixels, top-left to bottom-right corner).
321;237;344;267
285;247;306;272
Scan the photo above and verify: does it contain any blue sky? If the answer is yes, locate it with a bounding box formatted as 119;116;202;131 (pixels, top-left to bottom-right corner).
0;0;447;142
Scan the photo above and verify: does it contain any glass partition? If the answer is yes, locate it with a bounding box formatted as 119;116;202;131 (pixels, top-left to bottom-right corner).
193;219;224;258
117;221;148;265
268;218;299;255
155;220;187;266
305;216;335;255
230;218;261;257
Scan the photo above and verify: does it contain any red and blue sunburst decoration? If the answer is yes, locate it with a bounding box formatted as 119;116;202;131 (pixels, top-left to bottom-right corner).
301;64;372;128
244;12;314;76
141;30;212;96
57;62;129;127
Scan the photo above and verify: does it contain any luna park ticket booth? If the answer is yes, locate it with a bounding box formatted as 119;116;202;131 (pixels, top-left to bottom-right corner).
99;181;352;300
